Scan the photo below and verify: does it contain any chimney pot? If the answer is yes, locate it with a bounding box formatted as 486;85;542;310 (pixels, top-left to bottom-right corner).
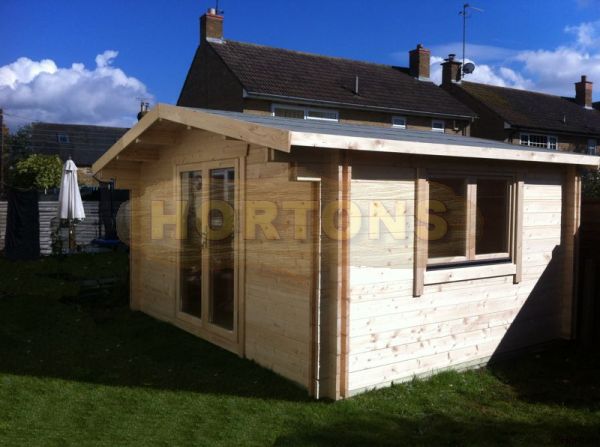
409;44;431;80
575;75;593;109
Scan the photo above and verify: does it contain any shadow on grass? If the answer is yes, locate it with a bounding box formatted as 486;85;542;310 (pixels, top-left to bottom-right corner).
489;343;600;411
272;412;600;447
0;290;310;402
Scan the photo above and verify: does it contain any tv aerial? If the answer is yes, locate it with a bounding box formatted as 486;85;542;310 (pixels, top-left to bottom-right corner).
459;3;483;76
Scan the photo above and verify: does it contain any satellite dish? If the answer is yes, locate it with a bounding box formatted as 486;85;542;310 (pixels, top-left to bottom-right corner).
463;62;476;74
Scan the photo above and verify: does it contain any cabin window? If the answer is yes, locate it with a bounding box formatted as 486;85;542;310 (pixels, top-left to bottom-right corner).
520;133;557;150
588;139;597;155
427;176;512;266
431;119;445;132
392;116;407;129
272;104;339;122
414;171;523;296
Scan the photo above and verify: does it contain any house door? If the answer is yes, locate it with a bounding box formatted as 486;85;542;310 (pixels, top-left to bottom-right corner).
176;159;239;349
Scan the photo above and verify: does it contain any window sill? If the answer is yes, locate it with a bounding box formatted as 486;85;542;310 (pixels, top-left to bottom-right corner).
424;262;517;285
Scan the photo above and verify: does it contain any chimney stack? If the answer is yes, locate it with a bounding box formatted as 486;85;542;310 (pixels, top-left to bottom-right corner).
200;8;223;44
575;75;593;109
441;54;462;86
409;44;431;80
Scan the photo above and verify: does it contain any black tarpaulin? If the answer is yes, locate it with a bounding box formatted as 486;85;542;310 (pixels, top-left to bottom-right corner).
4;188;40;260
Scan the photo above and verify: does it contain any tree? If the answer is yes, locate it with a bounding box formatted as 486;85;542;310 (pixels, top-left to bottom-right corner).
6;124;33;164
3;124;34;192
583;169;600;199
11;154;63;192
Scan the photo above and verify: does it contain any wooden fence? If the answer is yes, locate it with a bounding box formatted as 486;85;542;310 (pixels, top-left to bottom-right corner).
0;201;100;255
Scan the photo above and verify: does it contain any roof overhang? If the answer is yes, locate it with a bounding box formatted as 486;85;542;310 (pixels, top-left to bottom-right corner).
93;104;600;175
92;104;292;173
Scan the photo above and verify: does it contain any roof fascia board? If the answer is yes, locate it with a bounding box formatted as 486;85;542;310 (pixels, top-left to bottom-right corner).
92;105;160;173
289;131;599;167
92;104;292;174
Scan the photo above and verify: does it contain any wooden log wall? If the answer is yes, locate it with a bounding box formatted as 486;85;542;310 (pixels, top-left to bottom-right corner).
346;157;569;395
125;129;314;391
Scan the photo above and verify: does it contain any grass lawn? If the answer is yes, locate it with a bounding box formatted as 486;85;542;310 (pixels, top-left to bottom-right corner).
1;253;600;446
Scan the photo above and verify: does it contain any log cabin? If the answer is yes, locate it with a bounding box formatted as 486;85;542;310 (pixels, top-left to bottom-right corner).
92;104;599;399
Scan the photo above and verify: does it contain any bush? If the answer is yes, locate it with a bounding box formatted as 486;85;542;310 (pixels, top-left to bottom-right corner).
583;169;600;199
11;154;62;192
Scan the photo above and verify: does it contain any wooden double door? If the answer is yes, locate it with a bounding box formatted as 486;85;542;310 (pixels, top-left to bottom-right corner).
176;159;239;347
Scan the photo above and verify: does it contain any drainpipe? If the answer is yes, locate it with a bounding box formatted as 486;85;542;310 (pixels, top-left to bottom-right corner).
294;170;322;399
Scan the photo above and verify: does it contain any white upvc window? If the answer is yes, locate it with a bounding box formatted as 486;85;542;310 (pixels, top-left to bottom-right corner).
272;104;339;122
431;119;445;133
588;139;597;155
520;133;558;150
392;116;407;129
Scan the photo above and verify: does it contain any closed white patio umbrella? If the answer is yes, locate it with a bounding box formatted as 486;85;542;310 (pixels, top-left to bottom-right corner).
58;157;85;251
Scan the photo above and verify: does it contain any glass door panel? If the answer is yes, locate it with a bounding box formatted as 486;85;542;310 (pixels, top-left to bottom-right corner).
208;167;235;330
179;170;203;319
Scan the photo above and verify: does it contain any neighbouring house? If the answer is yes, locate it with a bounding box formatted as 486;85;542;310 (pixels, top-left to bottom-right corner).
30;122;128;186
92;104;598;399
440;55;600;155
177;9;477;135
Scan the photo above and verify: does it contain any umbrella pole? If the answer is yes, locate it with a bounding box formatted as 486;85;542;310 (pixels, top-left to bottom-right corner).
68;219;76;252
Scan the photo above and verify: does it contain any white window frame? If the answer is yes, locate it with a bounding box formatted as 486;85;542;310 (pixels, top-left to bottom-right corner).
57;133;70;144
271;104;339;122
431;119;445;133
392;116;407;129
588;139;597;155
520;133;558;150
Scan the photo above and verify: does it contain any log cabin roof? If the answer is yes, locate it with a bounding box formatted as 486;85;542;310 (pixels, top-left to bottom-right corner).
207;40;477;120
92;104;599;175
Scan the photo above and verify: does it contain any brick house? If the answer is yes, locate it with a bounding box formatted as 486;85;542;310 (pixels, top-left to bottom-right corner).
30;122;128;186
178;9;476;135
440;55;600;155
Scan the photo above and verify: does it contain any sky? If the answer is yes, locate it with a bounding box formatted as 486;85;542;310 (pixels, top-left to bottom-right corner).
1;0;600;129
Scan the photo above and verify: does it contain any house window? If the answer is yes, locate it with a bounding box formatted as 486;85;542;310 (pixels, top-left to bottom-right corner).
392;116;407;129
588;139;597;155
272;104;339;122
306;109;339;121
272;106;305;120
57;133;70;144
427;176;512;266
431;119;445;133
520;133;558;150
